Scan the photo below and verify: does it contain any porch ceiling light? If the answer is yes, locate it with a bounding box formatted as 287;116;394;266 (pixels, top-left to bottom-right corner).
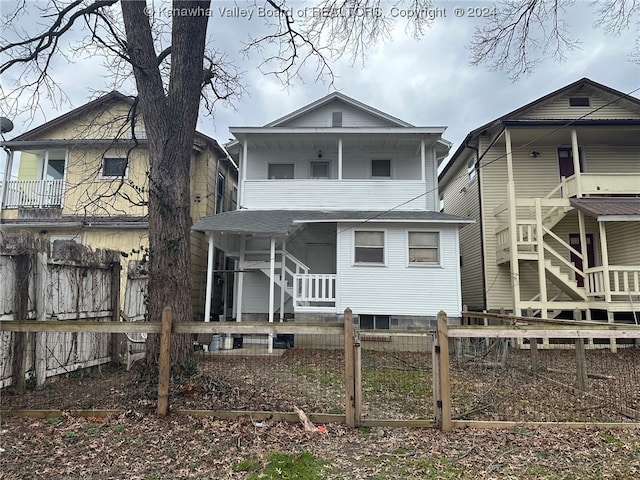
529;150;540;158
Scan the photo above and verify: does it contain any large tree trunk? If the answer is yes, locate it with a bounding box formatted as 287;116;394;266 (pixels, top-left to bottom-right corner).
121;0;211;368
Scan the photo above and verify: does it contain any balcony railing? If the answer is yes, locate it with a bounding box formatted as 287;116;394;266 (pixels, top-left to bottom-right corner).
2;179;64;208
242;179;429;210
564;173;640;197
293;273;337;312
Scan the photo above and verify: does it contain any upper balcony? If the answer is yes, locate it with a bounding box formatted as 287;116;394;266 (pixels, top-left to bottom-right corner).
242;179;429;210
2;179;64;208
562;173;640;198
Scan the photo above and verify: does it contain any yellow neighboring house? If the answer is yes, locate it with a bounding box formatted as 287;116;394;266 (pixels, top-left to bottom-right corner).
439;78;640;327
0;91;238;318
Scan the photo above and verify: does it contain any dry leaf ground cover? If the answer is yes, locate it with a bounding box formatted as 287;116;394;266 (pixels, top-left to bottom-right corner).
1;413;639;479
1;347;639;424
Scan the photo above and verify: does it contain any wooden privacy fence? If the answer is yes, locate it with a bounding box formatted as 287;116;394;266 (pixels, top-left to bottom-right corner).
0;232;121;391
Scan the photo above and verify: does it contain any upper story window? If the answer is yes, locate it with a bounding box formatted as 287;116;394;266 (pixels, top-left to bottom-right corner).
101;157;128;178
310;161;330;179
467;158;477;184
216;171;225;213
268;163;294;179
332;111;342;127
355;230;385;264
371;159;391;178
569;97;590;107
439;194;445;212
408;231;440;265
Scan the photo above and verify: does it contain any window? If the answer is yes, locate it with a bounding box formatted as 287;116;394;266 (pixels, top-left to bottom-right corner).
439;194;445;212
231;185;238;208
268;163;294;179
359;314;390;330
216;171;225;213
467;158;477;183
332;111;342;127
310;161;330;179
355;231;384;264
408;231;439;265
102;157;128;178
371;159;391;178
569;97;590;107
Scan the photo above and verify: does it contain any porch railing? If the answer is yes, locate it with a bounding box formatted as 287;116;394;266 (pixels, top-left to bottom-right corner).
2;179;64;208
586;266;640;301
293;273;337;312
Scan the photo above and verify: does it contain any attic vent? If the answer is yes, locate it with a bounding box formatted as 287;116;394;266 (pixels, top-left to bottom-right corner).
569;97;590;107
332;111;342;127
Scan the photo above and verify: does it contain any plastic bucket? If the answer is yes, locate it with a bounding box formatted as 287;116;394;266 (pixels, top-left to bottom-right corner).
209;334;221;351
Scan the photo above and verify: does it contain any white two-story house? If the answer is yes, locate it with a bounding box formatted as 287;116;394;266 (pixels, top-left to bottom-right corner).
193;93;471;335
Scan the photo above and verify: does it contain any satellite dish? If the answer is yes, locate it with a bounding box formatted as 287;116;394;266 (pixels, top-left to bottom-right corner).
1;117;14;134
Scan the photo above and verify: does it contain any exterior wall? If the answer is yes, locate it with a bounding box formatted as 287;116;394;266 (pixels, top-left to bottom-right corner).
336;222;462;317
439;149;484;310
245;148;421;180
522;91;640;120
583;145;640;174
278;101;397;128
607;223;640;265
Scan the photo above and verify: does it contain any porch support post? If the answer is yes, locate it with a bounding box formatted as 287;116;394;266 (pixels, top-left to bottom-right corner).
571;129;582;198
599;221;611;304
268;236;276;353
420;139;426;182
0;149;12;213
534;198;548;319
236;234;246;322
240;138;248;207
578;210;589;283
338;138;343;180
280;239;286;322
505;128;521;314
204;232;215;322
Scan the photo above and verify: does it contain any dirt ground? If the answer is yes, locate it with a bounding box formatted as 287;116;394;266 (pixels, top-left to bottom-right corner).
1;413;639;479
1;346;640;478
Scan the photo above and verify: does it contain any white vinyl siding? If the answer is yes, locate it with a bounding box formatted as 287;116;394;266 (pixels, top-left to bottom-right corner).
338;223;462;316
277;102;399;128
522;92;640;120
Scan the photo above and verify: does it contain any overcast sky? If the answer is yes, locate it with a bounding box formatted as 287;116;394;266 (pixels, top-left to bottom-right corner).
1;0;639;173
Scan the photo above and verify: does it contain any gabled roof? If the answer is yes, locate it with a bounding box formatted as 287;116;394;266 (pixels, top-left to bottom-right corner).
264;91;414;128
4;91;233;166
439;77;640;185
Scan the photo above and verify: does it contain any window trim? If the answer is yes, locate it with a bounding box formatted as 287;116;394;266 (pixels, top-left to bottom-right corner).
371;159;392;179
100;156;129;179
354;229;386;266
216;170;226;213
467;157;477;184
407;230;441;267
267;162;295;180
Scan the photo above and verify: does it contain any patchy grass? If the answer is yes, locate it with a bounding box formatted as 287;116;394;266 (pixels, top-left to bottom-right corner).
245;451;328;480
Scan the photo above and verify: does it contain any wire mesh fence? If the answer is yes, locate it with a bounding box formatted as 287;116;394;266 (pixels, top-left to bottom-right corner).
449;336;640;424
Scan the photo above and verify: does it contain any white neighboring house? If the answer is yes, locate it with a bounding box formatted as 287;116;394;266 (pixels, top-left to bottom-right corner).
193;93;472;335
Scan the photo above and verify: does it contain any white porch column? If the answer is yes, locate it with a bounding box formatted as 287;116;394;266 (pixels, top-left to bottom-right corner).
236;234;246;322
204;232;215;322
280;239;286;322
534;198;548;319
505;129;521;314
338;138;343;180
420;139;426;182
240;138;248;207
268;236;276;353
571;129;582;198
